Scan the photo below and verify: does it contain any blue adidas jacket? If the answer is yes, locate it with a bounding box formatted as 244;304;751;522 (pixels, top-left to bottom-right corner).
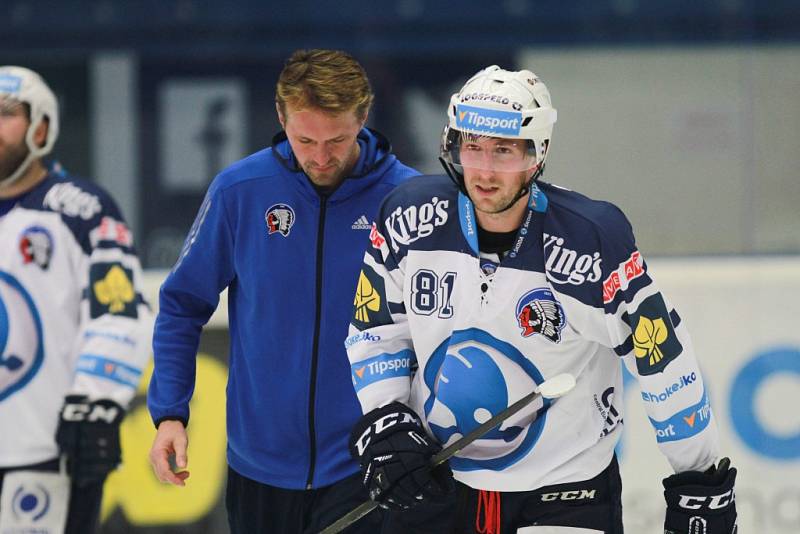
148;128;417;489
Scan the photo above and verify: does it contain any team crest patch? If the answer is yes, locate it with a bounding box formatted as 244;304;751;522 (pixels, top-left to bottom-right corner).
265;204;295;237
89;263;137;319
515;288;566;342
18;226;53;270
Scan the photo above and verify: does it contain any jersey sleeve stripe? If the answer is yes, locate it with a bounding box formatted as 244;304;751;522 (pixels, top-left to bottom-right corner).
75;354;143;389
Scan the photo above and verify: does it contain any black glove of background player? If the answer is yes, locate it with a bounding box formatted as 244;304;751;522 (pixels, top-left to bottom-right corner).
55;394;124;487
350;402;454;510
663;457;737;534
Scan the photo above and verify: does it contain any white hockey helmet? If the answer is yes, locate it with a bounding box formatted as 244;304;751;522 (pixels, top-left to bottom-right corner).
440;65;556;185
0;66;59;186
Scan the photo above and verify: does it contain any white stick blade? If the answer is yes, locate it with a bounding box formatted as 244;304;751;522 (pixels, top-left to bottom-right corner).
538;373;576;399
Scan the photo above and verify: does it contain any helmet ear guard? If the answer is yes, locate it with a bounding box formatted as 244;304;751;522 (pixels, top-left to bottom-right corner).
439;65;556;193
0;66;59;186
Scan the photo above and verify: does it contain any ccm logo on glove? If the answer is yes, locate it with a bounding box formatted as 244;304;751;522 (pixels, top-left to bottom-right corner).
678;490;734;510
353;410;421;456
61;400;121;423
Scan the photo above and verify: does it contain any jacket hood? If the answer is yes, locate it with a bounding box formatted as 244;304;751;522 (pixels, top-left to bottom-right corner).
270;128;397;201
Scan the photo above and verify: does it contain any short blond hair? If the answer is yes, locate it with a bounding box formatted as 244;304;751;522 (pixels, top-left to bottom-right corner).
276;49;374;121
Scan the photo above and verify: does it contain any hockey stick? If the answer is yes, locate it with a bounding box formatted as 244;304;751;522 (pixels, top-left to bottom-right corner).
317;373;576;534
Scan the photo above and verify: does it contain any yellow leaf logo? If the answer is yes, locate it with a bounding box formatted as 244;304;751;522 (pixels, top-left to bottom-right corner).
93;265;134;313
354;367;366;379
633;316;668;367
354;270;381;323
459;110;468;122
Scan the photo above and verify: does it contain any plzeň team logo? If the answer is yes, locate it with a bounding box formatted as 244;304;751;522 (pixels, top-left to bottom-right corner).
10;482;51;523
19;225;54;270
0;271;45;402
515;288;566;343
423;328;549;471
265;203;295;237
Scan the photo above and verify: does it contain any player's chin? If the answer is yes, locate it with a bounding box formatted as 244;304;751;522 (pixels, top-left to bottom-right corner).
307;168;341;186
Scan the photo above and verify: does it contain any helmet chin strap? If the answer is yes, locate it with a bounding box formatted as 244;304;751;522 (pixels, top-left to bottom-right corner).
0;119;49;190
0;149;36;189
491;163;545;214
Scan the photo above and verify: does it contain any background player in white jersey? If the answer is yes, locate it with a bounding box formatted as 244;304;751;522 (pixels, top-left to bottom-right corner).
0;66;152;533
344;65;738;533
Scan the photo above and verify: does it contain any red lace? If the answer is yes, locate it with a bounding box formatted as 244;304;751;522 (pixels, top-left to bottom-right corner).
476;489;501;534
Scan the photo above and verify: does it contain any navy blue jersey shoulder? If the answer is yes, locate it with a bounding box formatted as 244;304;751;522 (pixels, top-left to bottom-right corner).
539;181;633;244
375;174;463;264
21;170;129;256
538;181;638;308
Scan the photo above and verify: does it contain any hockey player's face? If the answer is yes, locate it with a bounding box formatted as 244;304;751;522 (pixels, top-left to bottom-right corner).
461;137;530;215
280;104;364;188
0;98;31;181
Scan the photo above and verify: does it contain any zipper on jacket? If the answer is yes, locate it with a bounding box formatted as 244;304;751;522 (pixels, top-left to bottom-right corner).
305;195;328;489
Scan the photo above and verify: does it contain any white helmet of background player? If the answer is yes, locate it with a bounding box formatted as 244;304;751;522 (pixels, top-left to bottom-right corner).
0;66;59;187
440;65;556;194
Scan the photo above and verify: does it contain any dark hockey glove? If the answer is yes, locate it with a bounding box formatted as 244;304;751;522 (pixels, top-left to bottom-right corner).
350;402;454;510
55;395;124;487
663;457;738;534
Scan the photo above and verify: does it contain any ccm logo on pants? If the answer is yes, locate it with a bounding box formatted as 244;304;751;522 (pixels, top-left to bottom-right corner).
540;489;597;502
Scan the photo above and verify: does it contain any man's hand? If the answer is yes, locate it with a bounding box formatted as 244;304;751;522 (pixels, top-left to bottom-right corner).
663;457;738;534
149;419;191;486
350;402;454;510
55;395;124;487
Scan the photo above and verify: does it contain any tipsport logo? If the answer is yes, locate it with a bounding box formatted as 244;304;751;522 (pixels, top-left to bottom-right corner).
0;73;22;93
455;104;522;136
351;351;413;392
650;388;712;443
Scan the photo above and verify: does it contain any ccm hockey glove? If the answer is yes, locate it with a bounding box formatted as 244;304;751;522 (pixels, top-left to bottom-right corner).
350;402;454;510
55;395;124;487
663;457;738;534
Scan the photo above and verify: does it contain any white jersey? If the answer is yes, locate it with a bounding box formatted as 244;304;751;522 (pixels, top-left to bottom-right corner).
346;175;719;491
0;169;151;467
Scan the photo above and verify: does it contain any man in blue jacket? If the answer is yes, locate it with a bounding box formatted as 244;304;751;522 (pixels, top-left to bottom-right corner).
146;49;431;533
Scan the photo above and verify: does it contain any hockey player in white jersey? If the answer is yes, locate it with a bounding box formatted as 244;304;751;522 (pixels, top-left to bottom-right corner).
0;66;151;533
345;65;738;533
